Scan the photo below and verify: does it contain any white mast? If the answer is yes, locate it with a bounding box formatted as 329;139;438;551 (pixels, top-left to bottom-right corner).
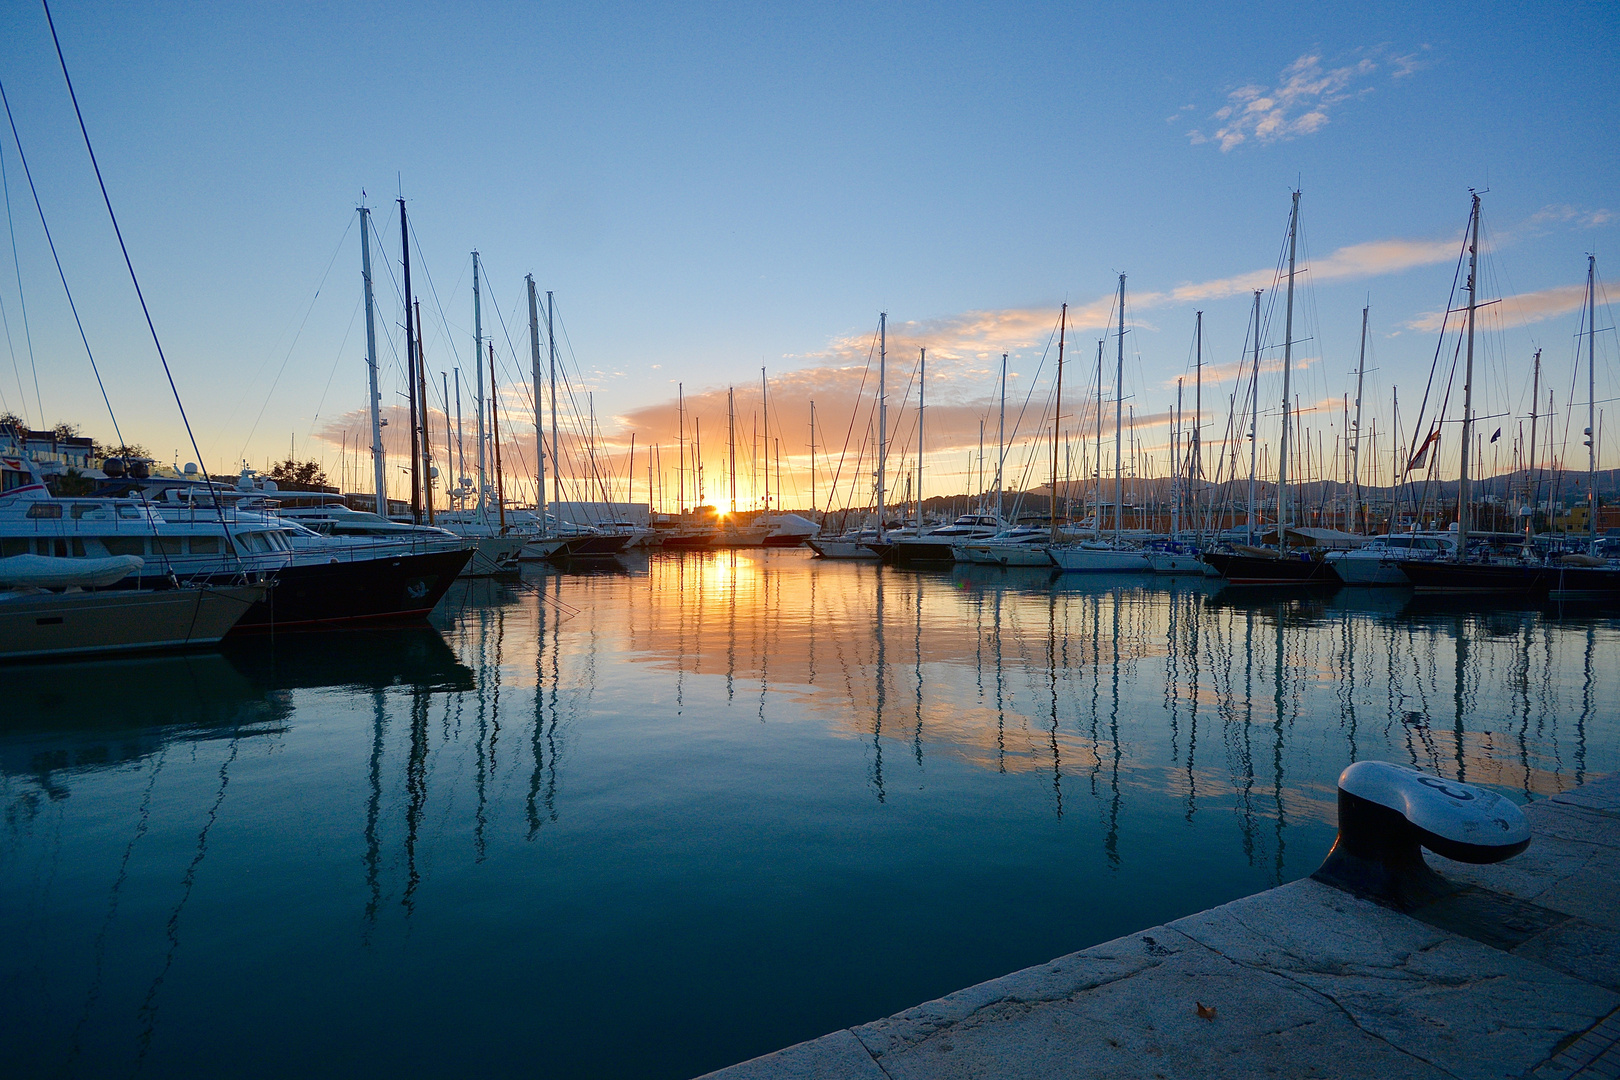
1172;378;1183;536
728;386;737;514
916;347;925;532
997;352;1007;526
1114;275;1125;542
472;250;486;521
1457;193;1481;558
761;367;769;512
1052;306;1066;543
1247;289;1261;544
877;313;887;539
548;291;559;505
359;206;387;513
1278;190;1299;547
1353;303;1368;534
527;274;546;529
1586;254;1598;544
1192;310;1202;535
809;399;816;515
1094;338;1103;538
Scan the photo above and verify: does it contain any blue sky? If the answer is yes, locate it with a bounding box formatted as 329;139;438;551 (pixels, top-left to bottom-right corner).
0;1;1615;507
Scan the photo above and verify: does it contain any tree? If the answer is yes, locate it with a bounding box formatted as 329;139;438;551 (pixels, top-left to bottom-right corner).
51;421;81;440
91;440;150;460
267;458;331;491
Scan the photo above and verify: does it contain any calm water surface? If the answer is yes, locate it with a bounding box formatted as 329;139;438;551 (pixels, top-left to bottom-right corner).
3;549;1616;1078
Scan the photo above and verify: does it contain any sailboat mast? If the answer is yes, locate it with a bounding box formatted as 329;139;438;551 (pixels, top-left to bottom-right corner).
728;387;737;514
1353;304;1368;533
416;299;433;524
997;352;1007;526
359;206;387;513
761;367;770;511
1173;378;1183;536
877;313;887;539
472;250;486;521
490;341;506;530
1094;338;1103;538
916;348;925;532
1115;276;1125;541
677;383;685;513
1457;193;1481;558
527;275;546;529
1587;254;1598;544
454;369;462;506
400;199;421;524
442;372;451;509
548;291;559;505
1052;304;1066;543
1248;289;1261;544
1279;190;1299;547
1192;310;1202;534
1528;349;1541;529
809;399;816;515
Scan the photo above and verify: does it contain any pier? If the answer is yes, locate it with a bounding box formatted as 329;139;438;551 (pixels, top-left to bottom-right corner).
701;773;1620;1079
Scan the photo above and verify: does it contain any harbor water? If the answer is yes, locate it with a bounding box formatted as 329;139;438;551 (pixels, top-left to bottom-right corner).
3;549;1616;1079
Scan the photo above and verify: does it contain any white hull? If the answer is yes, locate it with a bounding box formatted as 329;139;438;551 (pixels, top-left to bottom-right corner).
1147;551;1205;574
1050;545;1152;573
518;538;568;561
808;539;880;560
0;584;264;659
463;536;526;576
1325;554;1411;585
956;542;1052;567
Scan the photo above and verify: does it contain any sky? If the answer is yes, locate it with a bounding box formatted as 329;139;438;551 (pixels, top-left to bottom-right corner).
0;0;1615;511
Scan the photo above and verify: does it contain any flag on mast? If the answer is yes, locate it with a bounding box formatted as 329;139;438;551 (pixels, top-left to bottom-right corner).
1407;427;1441;471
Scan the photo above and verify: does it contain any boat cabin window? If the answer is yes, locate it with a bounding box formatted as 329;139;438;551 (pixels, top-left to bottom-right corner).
26;503;61;519
31;537;84;557
0;538;26;557
190;535;222;555
153;537;184;556
101;537;145;557
116;504;141;519
69;503;102;519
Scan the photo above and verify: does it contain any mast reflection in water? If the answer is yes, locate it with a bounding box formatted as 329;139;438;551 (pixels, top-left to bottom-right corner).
2;551;1615;1080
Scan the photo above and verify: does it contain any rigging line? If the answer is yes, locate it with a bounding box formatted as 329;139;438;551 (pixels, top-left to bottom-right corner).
821;320;878;508
237;213;355;461
0;129;38;423
405;217;466;370
306;290;364;441
0;78;130;467
40;0;237;556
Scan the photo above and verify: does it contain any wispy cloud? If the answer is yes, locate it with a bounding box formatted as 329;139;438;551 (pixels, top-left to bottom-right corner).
1404;282;1589;333
1523;204;1614;230
1188;48;1425;152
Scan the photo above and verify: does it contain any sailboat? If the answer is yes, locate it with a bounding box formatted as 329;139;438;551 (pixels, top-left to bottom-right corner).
884;347;1009;565
1400;228;1603;595
1050;281;1151;573
814;313;893;559
1200;191;1340;585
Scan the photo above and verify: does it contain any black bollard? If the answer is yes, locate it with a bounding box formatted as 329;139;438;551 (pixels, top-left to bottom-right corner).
1312;761;1530;911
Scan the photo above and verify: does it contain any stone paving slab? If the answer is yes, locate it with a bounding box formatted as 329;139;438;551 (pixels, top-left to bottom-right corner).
697;775;1620;1080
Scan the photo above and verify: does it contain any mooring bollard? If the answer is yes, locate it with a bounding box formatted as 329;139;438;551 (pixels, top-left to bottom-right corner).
1312;761;1531;910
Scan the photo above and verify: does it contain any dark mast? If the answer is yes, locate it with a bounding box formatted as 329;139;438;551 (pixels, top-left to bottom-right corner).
399;197;421;524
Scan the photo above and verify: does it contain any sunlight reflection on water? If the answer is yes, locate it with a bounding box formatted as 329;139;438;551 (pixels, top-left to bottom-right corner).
2;548;1615;1078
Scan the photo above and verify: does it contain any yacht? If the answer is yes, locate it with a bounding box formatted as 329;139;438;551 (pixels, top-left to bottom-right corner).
881;513;1008;566
0;553;263;659
1324;534;1454;585
0;454;471;630
955;525;1052;567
